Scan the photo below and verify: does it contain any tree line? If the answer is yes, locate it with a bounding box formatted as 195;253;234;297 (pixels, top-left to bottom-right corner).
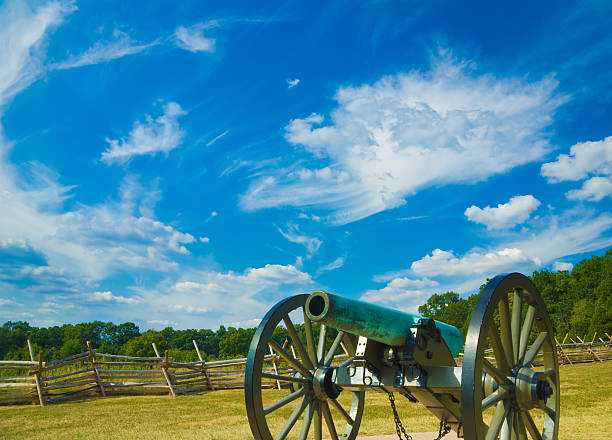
2;249;611;362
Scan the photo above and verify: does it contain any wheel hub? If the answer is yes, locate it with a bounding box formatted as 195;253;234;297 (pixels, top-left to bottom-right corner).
512;367;553;410
312;366;341;400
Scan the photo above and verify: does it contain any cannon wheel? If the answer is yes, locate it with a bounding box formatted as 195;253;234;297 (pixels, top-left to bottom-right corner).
461;273;560;440
245;294;365;440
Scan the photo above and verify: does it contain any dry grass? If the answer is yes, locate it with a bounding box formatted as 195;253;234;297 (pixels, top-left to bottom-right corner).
0;362;610;439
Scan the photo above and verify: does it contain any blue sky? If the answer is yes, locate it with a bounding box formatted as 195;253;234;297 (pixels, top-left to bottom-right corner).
1;0;611;330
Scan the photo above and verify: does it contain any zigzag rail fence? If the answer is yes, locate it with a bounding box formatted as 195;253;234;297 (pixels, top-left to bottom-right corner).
1;333;611;406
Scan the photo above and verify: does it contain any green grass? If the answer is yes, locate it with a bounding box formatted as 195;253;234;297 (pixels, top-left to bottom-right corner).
1;362;610;439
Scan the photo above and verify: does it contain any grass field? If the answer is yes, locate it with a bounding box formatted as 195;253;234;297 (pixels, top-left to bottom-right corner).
1;362;610;439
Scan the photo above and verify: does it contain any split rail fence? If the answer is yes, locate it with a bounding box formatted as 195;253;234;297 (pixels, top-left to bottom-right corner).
1;333;611;406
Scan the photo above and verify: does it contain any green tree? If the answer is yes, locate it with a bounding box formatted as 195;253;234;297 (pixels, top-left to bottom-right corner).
121;330;167;357
218;327;256;358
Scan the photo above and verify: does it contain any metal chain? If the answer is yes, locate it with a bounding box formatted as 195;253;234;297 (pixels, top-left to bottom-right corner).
387;391;413;440
433;419;451;440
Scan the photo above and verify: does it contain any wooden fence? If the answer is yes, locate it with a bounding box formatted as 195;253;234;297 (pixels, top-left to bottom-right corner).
0;339;288;406
1;333;611;406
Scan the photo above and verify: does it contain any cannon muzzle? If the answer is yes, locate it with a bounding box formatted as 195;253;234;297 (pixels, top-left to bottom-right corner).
305;290;464;357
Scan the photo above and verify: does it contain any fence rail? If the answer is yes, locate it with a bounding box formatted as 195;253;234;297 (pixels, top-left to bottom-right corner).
1;333;611;406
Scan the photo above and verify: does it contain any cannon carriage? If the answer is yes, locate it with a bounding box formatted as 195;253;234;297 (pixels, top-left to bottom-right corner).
245;273;559;440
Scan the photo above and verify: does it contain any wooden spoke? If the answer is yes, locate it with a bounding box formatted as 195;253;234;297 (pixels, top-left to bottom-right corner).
499;295;514;369
516;412;528;440
329;397;355;425
299;400;315;440
342;333;356;356
322;401;339;440
269;339;310;377
275;395;311;440
518;305;536;363
283;314;314;370
500;408;513;440
264;388;306;415
317;324;328;366
522;332;548;368
261;372;308;385
314;400;322;440
303;309;318;365
486;401;509;440
520;411;543;440
488;325;512;374
325;331;345;367
483;358;512;386
536;403;555;419
482;387;509;410
511;289;523;365
511;410;521;440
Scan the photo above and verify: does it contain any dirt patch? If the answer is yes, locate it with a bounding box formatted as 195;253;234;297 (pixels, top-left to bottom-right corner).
357;432;459;440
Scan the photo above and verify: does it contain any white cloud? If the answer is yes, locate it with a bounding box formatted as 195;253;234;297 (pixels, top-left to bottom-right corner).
52;30;158;70
1;1;193;319
101;102;187;164
241;53;564;224
199;236;210;243
230;318;262;328
411;248;541;277
0;298;18;306
0;162;196;282
287;78;300;88
505;211;612;264
541;136;612;183
316;256;346;275
143;263;314;327
366;210;612;311
92;291;139;304
552;261;573;272
173;304;209;314
148;319;178;327
465;195;541;229
206;129;229;147
174;22;216;53
361;277;440;313
277;224;322;255
0;0;74;106
566;176;612;202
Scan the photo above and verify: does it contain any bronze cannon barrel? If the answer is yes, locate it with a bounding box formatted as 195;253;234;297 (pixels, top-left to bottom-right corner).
304;291;464;357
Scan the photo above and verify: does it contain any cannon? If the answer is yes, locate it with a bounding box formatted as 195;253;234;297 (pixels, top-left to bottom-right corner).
245;273;559;440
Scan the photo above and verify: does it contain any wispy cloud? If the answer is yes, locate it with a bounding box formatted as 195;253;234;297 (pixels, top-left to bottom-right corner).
287;78;300;88
206;129;229;147
361;277;440;313
465;195;541;230
101;102;187;164
92;290;140;304
141;263;314;326
316;256;345;275
52;30;158;70
0;0;75;106
277;223;322;256
552;261;573;272
174;21;217;53
241;51;566;224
